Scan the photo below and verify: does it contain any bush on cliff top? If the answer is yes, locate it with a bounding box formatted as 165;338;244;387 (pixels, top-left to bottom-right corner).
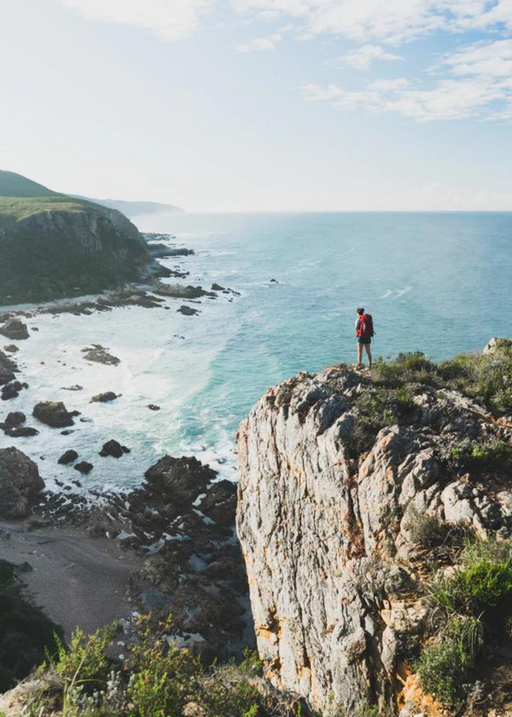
372;343;512;415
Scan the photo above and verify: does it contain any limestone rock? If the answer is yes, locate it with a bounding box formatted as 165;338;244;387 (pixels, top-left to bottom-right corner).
237;364;512;715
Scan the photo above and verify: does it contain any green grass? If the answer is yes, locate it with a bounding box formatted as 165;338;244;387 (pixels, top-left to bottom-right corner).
0;196;101;231
0;170;58;198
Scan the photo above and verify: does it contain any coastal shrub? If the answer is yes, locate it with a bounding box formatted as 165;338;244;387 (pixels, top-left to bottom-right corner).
371;353;436;388
347;386;415;457
53;625;116;693
406;509;451;549
448;438;512;474
416;640;464;706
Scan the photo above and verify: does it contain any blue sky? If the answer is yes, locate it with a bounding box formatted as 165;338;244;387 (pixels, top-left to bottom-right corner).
1;0;511;211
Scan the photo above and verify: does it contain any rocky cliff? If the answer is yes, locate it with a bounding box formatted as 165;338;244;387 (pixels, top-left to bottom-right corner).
0;171;154;304
237;344;512;716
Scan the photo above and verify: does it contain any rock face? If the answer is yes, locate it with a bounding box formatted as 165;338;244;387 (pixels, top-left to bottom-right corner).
0;196;151;305
237;365;512;715
0;447;45;518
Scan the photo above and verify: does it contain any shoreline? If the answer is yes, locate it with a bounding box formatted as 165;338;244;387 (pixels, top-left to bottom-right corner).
0;235;250;659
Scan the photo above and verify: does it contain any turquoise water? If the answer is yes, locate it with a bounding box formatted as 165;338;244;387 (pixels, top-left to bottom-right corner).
4;212;511;489
137;211;512;458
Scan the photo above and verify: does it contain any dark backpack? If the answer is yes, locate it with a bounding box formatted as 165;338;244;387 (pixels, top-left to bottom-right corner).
359;314;374;339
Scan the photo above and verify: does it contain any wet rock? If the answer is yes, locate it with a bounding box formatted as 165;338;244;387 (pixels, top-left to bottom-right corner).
178;305;200;316
147;243;194;258
0;319;29;341
0;350;18;385
99;440;130;458
0;447;45;518
82;345;120;365
152;282;208;300
3;345;18;354
1;381;27;400
58;450;79;465
62;384;83;392
211;283;225;291
90;391;120;403
198;480;237;526
33;401;75;428
144;455;216;507
4;426;39;438
4;412;26;428
74;461;93;475
147;404;160;411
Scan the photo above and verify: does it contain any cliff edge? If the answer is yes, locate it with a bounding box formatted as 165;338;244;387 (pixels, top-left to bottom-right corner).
237;342;512;716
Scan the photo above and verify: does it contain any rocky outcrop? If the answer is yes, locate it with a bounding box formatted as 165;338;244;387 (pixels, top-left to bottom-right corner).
0;319;29;340
33;401;75;428
0;447;45;518
0;197;151;305
237;364;512;715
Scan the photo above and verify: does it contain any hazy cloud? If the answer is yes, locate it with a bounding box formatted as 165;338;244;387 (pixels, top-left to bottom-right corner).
236;33;282;51
57;0;214;41
332;44;404;70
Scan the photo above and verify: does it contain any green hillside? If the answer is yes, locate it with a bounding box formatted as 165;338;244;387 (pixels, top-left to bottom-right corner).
0;171;149;305
0;170;59;198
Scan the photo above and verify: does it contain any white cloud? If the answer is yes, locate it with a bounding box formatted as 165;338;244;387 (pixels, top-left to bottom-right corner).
302;38;512;121
236;33;282;51
56;0;214;41
234;0;512;44
333;44;403;70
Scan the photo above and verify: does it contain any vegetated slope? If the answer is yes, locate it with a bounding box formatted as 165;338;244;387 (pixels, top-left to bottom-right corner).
0;171;150;305
237;340;512;716
0;170;59;198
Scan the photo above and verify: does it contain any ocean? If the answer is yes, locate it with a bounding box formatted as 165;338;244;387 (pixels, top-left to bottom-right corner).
2;212;511;491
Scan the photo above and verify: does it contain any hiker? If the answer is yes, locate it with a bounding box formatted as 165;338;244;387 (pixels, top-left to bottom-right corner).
355;307;374;368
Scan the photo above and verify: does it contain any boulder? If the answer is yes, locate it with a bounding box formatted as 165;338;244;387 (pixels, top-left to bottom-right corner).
58;450;79;465
99;440;130;458
74;461;93;475
90;391;120;403
0;350;18;386
33;401;75;428
81;345;120;365
4;412;26;428
1;381;27;401
0;319;29;341
178;305;200;316
0;447;45;518
144;456;216;507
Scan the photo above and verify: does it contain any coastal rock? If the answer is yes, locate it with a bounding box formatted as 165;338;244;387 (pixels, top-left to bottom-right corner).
152;281;208;300
58;450;79;465
147;404;160;411
74;461;93;475
0;319;29;341
82;345;120;365
90;391;120;403
0;447;45;518
144;455;216;507
4;412;26;428
1;381;28;401
3;345;19;353
198;480;237;527
0;350;18;385
33;401;75;428
147;243;194;258
99;440;130;458
237;363;512;715
178;305;200;316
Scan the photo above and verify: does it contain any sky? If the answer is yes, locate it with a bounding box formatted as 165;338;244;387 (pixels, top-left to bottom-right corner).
1;0;512;211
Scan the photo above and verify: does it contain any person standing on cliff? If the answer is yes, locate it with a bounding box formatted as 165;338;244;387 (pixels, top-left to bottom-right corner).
355;307;374;368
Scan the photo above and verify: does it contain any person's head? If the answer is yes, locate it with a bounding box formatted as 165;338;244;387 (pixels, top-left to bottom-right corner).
356;307;364;316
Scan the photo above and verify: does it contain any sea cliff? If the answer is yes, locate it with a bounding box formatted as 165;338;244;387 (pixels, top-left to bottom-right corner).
237;341;512;715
